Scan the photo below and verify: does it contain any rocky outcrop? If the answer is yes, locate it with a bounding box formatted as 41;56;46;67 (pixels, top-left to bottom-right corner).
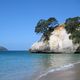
49;25;77;53
75;46;80;53
30;41;50;52
30;25;78;53
0;46;8;51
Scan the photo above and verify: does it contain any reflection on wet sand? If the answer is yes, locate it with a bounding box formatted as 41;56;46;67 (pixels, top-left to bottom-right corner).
38;62;80;80
31;54;80;80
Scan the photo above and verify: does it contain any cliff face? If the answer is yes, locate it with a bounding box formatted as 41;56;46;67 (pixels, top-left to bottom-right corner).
49;26;77;53
30;26;78;53
30;40;50;52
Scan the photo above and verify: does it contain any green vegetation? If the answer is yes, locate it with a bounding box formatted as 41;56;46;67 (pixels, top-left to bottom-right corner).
65;16;80;44
35;17;59;40
65;16;80;52
34;16;80;52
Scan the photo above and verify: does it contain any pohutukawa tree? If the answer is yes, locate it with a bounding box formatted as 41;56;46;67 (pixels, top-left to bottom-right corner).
34;16;80;52
35;17;59;40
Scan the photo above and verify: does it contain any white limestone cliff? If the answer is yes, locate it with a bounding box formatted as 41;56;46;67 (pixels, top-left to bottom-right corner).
30;41;49;52
49;26;77;53
30;26;78;53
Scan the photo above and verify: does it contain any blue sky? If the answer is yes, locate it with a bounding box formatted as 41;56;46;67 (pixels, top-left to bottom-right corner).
0;0;80;50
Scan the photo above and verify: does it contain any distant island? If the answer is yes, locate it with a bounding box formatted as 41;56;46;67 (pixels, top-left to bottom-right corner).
0;46;8;51
30;16;80;53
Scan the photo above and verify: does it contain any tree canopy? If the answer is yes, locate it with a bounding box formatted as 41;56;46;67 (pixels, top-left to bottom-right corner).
65;16;80;44
35;17;59;40
35;16;80;44
34;16;80;52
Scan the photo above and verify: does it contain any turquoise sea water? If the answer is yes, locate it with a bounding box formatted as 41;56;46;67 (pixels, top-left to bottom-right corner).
0;51;80;80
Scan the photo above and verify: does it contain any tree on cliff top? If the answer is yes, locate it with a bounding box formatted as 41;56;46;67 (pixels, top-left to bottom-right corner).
65;16;80;52
35;17;59;40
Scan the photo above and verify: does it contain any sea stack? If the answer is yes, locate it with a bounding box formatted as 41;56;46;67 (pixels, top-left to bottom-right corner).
30;17;80;53
30;25;77;53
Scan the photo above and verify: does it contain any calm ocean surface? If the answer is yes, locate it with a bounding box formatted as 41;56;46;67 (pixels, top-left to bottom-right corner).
0;51;80;80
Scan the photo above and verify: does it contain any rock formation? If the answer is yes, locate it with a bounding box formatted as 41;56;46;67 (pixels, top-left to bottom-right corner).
0;46;8;51
30;41;50;52
49;25;77;53
30;25;78;53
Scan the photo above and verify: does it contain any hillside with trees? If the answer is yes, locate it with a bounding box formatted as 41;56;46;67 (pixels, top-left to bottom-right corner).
30;16;80;53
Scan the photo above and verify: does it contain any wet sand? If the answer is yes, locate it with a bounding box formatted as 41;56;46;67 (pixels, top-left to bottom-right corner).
38;63;80;80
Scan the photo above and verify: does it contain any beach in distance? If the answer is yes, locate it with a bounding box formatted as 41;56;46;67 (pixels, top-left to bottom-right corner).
0;51;80;80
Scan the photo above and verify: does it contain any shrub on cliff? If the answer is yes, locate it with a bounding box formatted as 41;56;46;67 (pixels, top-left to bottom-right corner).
65;16;80;52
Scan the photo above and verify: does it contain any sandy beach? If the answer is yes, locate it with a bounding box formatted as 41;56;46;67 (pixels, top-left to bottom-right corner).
38;62;80;80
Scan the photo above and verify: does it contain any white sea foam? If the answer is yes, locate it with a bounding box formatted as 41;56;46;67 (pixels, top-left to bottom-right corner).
36;61;80;80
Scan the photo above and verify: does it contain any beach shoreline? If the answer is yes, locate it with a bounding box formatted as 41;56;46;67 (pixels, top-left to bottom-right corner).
38;62;80;80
